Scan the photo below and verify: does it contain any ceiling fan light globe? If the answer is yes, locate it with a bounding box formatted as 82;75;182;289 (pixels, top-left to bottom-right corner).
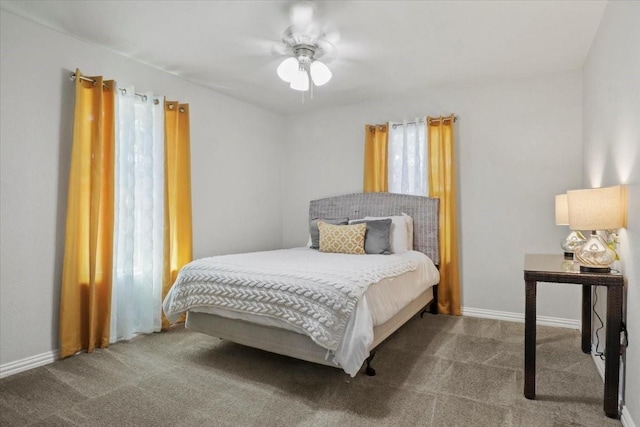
277;57;299;83
310;60;332;86
290;69;310;91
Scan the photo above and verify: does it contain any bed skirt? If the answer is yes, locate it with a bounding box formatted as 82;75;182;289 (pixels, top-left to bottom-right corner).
185;286;434;371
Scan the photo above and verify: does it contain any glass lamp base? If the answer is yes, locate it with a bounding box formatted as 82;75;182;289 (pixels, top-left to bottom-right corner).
574;233;616;274
561;231;586;254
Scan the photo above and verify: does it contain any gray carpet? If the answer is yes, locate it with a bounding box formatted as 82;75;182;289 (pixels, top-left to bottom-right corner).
0;315;621;426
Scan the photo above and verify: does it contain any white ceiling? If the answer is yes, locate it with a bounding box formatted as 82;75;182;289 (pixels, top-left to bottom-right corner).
1;0;607;116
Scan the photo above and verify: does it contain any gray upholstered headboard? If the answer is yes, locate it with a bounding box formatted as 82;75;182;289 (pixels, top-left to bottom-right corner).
309;193;440;265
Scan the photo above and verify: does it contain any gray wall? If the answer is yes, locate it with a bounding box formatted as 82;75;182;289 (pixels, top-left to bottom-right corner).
582;1;640;422
281;72;584;320
0;11;285;366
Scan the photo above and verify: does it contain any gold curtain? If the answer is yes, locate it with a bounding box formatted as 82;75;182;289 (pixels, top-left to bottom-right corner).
59;70;115;358
162;101;193;328
363;124;388;192
428;115;461;315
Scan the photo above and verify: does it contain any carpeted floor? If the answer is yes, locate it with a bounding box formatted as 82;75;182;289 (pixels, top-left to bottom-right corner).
0;315;621;426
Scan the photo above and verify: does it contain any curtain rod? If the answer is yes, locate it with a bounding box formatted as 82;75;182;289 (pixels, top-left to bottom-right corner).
391;116;459;128
69;73;154;102
428;115;459;124
70;73;109;89
392;120;424;128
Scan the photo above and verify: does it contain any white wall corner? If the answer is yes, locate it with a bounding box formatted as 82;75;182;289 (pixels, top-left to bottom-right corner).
0;350;59;379
622;406;637;427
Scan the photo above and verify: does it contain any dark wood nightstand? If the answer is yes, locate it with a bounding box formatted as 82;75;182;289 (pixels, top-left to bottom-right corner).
523;254;624;419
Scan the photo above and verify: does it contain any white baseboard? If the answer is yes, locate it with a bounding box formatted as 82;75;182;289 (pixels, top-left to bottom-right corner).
0;349;59;379
590;350;606;381
461;306;581;330
622;406;637;427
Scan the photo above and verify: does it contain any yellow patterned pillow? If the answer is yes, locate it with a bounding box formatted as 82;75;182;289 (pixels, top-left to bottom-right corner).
318;221;366;255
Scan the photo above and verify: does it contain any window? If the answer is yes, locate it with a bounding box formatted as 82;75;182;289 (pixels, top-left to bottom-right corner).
388;119;428;196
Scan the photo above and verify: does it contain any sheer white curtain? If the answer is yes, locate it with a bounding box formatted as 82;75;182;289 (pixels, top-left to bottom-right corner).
388;118;428;196
110;86;164;342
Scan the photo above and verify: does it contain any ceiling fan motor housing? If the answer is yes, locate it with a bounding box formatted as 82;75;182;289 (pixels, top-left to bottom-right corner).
281;26;331;60
293;45;316;64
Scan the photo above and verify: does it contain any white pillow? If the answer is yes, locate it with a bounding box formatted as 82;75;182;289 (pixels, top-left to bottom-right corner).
363;215;412;254
402;213;414;250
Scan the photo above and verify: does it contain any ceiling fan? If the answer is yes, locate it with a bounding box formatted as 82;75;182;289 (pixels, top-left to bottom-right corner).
274;1;339;92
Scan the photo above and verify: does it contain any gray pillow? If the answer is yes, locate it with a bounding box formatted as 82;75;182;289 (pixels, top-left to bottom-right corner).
351;219;392;255
309;217;349;249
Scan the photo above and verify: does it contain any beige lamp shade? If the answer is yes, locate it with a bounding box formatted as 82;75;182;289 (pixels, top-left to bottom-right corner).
555;194;569;225
567;185;626;231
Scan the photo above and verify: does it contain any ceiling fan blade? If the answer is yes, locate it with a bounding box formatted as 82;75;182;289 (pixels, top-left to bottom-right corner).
322;26;340;45
303;22;322;39
271;42;290;56
315;39;336;61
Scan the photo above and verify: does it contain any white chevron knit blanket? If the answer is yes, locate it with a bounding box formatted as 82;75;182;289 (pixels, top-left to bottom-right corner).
163;248;420;350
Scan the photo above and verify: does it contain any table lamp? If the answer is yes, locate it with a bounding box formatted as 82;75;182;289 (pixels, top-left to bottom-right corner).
567;185;626;273
555;194;585;260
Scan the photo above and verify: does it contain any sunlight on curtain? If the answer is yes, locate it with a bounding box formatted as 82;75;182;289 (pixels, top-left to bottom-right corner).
428;115;461;315
60;70;115;358
162;101;193;328
388;119;427;196
110;86;165;342
62;69;195;355
363;124;388;192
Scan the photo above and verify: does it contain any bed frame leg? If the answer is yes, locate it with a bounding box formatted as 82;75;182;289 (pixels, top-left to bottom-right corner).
365;352;376;376
420;285;439;318
429;284;439;315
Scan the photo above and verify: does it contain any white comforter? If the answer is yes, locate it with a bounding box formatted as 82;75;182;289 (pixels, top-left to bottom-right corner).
163;248;437;375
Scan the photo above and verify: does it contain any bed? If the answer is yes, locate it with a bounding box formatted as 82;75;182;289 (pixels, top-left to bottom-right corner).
163;192;440;376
